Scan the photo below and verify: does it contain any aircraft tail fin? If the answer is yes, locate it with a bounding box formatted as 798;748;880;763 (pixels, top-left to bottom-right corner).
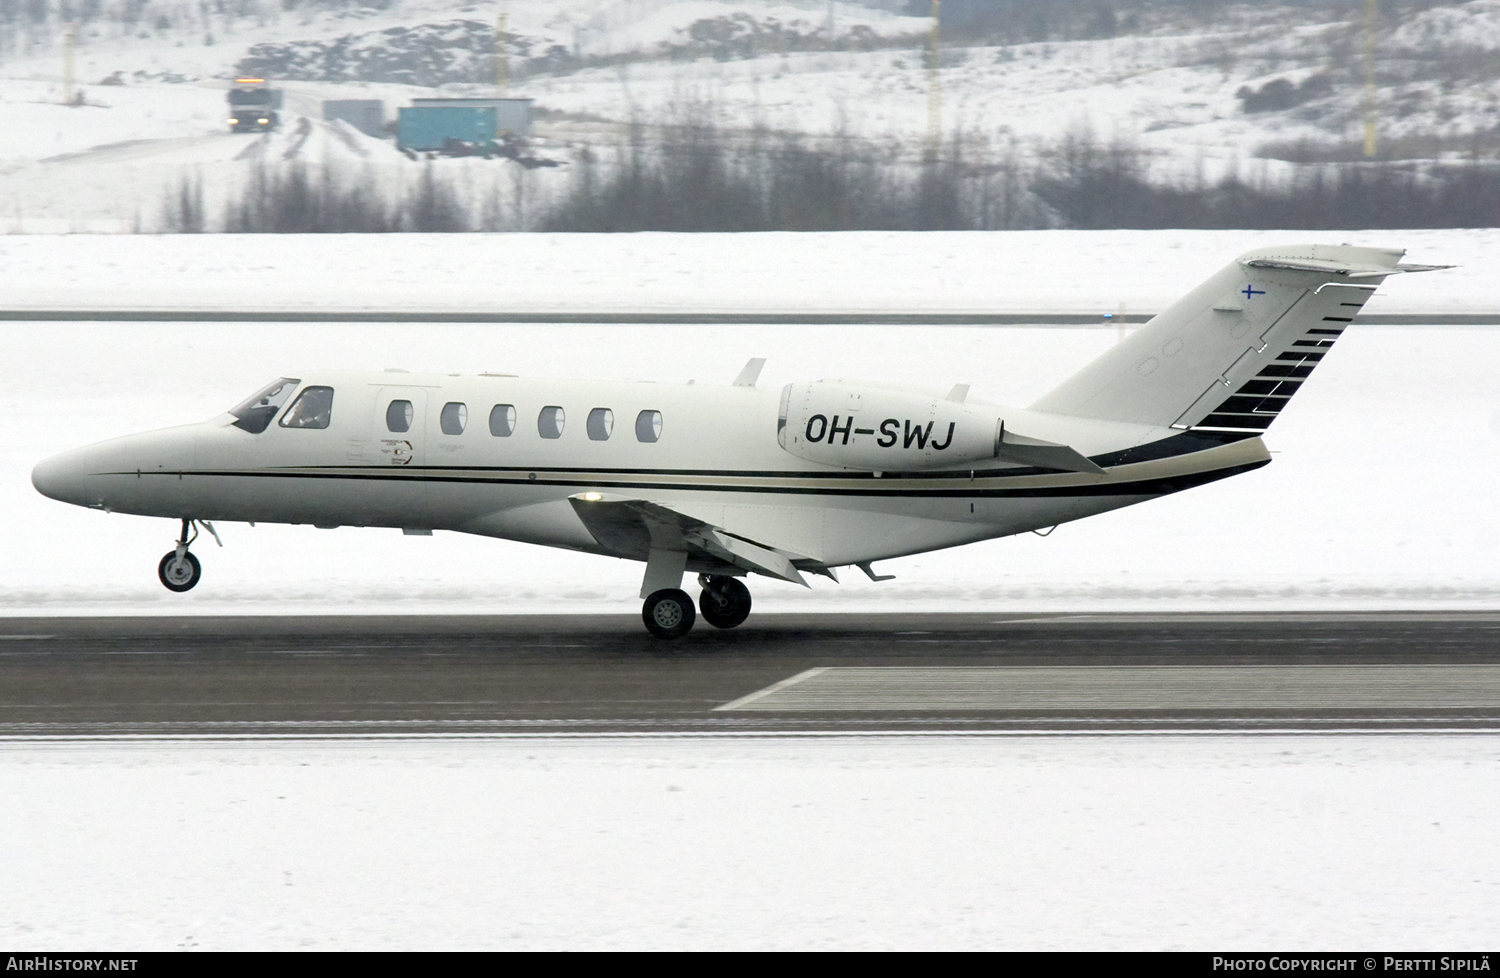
1029;244;1449;431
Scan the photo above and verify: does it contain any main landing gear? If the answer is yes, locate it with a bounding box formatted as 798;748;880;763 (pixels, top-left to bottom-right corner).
641;575;753;639
698;575;751;630
157;518;220;592
642;588;695;639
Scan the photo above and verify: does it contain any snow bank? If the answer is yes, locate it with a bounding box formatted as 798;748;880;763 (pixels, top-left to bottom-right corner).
1391;0;1500;53
2;733;1497;950
0;229;1491;315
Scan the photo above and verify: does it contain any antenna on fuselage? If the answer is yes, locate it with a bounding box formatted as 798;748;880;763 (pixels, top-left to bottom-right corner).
733;358;767;387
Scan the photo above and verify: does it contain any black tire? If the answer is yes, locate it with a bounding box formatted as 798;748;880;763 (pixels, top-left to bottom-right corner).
642;588;695;639
158;551;201;592
699;577;751;629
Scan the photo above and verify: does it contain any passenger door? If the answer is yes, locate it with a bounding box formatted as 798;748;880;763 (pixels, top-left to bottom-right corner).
368;387;431;525
374;388;427;469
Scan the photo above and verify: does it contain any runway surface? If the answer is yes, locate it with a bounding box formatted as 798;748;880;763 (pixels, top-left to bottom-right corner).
3;611;1499;737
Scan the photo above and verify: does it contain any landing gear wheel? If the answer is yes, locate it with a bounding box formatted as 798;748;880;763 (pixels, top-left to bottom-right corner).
642;588;696;639
158;551;202;592
699;576;751;629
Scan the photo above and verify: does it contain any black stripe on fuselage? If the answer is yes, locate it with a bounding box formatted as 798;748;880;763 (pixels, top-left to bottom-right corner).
111;459;1268;499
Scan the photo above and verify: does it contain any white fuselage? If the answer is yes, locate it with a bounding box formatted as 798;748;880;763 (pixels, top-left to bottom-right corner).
32;369;1269;573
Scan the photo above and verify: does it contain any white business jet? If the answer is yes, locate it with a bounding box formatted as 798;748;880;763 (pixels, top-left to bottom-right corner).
32;244;1443;637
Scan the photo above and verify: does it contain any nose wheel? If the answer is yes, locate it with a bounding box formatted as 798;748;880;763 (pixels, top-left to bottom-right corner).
158;551;202;592
698;575;751;629
157;518;218;593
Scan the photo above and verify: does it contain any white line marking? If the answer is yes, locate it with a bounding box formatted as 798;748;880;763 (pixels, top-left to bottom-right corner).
0;635;55;640
717;665;1500;712
990;616;1097;625
712;667;830;712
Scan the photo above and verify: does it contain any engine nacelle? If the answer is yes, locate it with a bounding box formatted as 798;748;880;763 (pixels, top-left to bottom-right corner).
777;381;999;471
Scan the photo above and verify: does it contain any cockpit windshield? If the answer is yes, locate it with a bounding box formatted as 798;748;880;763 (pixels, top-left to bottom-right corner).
230;378;301;434
228;89;272;105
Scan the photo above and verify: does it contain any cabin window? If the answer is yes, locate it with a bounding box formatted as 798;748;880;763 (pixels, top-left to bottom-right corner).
489;404;516;437
229;377;300;434
386;400;413;433
440;402;467;435
538;406;565;439
279;386;334;429
635;410;662;443
587;408;614;441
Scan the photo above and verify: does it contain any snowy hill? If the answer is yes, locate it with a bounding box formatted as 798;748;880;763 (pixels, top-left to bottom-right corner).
3;1;1499;232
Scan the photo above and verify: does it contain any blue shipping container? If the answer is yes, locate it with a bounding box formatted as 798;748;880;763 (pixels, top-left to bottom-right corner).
397;106;497;151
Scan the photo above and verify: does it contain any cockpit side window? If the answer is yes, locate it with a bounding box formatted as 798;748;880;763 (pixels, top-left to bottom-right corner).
229;377;301;434
279;386;335;429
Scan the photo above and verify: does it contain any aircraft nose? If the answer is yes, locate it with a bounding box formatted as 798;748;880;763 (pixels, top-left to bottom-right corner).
31;449;93;506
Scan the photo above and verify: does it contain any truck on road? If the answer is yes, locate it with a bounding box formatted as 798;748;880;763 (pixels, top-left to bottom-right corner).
228;78;282;132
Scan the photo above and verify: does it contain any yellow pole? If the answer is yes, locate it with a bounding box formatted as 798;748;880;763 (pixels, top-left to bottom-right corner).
1362;0;1377;158
63;22;76;106
926;0;941;159
496;11;509;99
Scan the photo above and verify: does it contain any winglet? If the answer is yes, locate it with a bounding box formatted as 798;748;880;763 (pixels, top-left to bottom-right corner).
733;358;766;387
945;383;970;403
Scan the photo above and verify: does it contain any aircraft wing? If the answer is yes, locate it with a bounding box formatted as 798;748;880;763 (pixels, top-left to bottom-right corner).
567;493;810;587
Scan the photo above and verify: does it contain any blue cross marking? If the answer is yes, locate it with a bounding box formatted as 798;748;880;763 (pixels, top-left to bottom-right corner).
1242;284;1266;299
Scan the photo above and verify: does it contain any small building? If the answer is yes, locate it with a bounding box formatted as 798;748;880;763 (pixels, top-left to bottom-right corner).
398;106;497;153
410;97;533;137
322;99;385;137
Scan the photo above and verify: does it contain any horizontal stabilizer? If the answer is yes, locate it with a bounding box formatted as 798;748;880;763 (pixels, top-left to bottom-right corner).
1244;256;1455;278
569;493;809;586
996;424;1105;474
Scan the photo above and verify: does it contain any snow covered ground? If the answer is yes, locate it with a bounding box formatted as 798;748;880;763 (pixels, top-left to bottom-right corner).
3;733;1497;950
6;1;1500;232
0;228;1492;315
2;230;1497;615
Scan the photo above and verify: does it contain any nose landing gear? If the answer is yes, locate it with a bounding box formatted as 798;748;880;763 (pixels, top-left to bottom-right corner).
158;550;201;592
157;518;220;593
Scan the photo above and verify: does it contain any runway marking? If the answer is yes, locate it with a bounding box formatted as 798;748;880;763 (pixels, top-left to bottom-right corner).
712;668;830;712
0;635;55;640
715;665;1500;712
260;650;350;656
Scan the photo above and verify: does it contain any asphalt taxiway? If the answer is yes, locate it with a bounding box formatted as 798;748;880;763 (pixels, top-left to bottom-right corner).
2;611;1498;737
